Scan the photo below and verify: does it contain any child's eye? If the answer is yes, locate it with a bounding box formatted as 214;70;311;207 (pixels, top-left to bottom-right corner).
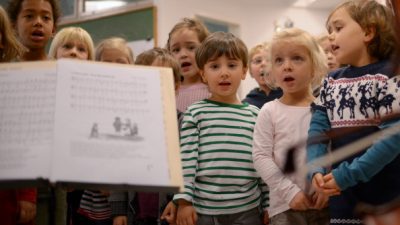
292;55;304;61
78;47;87;52
228;63;238;68
24;14;33;19
252;58;263;65
210;64;219;69
171;48;179;54
188;45;197;51
63;43;72;49
42;15;52;21
335;26;343;32
274;57;283;64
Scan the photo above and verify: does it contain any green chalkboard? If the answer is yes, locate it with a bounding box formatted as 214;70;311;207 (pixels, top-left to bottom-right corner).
59;7;155;44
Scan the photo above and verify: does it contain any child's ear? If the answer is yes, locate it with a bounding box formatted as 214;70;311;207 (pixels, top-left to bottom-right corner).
199;70;207;83
241;67;248;80
51;25;57;37
363;26;376;43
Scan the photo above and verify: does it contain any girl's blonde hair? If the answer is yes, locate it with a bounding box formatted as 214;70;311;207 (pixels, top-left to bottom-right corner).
327;0;396;60
0;6;26;62
95;37;134;63
270;28;328;89
166;17;210;51
48;27;95;60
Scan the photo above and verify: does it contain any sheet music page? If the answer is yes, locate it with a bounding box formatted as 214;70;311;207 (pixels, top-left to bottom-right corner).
0;61;57;181
51;59;170;186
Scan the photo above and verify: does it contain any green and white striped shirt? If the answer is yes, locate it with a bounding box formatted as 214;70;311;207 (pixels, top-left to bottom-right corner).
174;99;269;215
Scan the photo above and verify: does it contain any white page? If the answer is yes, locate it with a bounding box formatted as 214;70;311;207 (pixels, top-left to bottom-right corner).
0;61;57;181
51;59;170;186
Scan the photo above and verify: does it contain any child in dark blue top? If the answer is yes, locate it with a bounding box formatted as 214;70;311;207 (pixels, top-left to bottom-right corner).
242;43;282;109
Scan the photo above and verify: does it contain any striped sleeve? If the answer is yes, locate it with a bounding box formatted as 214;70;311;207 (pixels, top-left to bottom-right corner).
173;108;199;203
259;178;269;210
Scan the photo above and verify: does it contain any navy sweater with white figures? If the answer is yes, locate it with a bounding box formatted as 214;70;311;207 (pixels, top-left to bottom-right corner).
308;60;400;223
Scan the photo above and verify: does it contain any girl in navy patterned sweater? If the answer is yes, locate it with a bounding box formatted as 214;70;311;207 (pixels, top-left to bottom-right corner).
307;1;400;225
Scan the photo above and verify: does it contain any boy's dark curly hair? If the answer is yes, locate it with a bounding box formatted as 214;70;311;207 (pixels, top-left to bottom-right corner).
7;0;61;25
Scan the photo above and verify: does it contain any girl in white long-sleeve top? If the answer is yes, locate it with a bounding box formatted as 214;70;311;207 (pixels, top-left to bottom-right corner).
252;28;329;225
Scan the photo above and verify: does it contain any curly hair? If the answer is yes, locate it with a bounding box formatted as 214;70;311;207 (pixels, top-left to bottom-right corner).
327;0;396;60
7;0;61;25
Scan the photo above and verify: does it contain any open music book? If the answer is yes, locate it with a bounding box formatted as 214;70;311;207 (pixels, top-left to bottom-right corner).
0;59;183;192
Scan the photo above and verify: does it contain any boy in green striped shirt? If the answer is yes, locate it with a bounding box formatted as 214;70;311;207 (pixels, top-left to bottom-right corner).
172;32;269;225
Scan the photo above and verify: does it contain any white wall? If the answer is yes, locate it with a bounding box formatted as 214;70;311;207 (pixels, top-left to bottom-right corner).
154;0;332;98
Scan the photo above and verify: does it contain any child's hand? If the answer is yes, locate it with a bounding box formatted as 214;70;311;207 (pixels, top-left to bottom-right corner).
312;173;325;193
17;200;36;224
322;173;341;196
113;215;127;225
263;210;269;225
289;191;311;211
161;201;177;224
176;200;197;225
100;190;110;196
311;192;329;209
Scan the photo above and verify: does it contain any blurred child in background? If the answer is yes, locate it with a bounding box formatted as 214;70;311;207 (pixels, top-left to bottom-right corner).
95;37;134;64
109;47;180;225
49;26;99;225
317;34;340;72
167;17;211;113
49;27;94;60
242;42;282;109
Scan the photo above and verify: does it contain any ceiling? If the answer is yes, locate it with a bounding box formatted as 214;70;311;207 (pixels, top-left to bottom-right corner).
239;0;345;10
305;0;345;9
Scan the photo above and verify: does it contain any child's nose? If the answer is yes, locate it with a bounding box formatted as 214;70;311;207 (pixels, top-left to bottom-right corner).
179;49;189;58
283;60;292;70
33;16;43;27
70;48;78;56
328;32;335;41
220;67;230;77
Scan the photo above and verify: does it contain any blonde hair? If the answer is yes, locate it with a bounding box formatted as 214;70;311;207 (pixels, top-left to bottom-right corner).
196;32;248;70
95;37;134;64
327;0;396;60
316;34;329;45
270;28;328;88
135;47;180;85
0;6;26;62
166;17;210;51
48;27;95;60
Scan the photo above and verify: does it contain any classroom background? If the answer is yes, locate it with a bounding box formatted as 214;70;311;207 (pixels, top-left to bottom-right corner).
0;0;361;97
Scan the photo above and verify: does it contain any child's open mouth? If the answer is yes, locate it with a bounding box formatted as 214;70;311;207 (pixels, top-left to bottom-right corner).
283;77;295;82
31;30;45;41
332;45;340;53
181;62;191;69
219;81;231;86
